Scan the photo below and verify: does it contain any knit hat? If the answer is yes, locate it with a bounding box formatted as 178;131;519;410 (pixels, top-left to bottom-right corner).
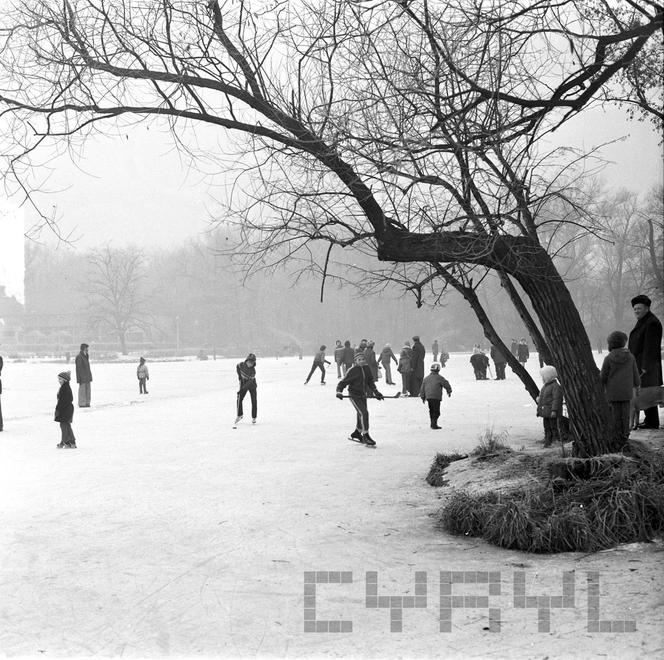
540;365;558;383
430;363;441;371
631;294;651;307
246;353;256;362
58;371;71;381
607;331;627;350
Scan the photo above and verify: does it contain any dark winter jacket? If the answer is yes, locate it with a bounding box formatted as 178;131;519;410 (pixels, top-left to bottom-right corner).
336;364;379;399
510;341;518;355
628;311;663;388
537;380;563;418
55;381;74;423
380;347;397;366
490;345;507;364
517;342;530;363
236;360;257;390
419;373;452;401
313;350;331;365
75;351;92;384
364;347;379;379
470;353;489;369
600;348;640;402
341;345;355;369
397;351;411;374
334;345;344;364
411;340;425;378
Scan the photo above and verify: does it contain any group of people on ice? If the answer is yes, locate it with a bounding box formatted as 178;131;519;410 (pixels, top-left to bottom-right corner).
469;338;530;381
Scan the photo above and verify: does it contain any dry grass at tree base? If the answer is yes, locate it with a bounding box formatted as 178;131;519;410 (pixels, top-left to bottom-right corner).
431;435;664;554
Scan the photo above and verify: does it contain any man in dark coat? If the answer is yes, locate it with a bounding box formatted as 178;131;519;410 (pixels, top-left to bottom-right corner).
470;351;489;380
490;344;508;380
75;343;93;407
235;353;258;425
364;341;379;381
409;335;425;395
341;340;355;376
628;294;663;429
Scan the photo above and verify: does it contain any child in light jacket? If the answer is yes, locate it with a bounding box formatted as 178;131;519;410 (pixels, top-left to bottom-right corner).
536;365;563;447
137;357;149;394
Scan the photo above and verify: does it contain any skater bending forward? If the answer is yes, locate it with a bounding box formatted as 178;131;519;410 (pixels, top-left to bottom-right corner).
55;371;77;448
236;353;258;425
420;363;452;429
336;352;384;446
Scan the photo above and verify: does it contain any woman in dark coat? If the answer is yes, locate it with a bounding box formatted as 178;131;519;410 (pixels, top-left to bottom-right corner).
517;338;530;364
55;371;77;448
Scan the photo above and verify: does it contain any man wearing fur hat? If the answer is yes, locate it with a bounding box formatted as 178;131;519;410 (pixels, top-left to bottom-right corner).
75;342;93;408
628;295;662;429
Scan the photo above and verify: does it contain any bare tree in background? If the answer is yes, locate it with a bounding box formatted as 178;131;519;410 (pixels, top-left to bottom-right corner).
85;246;148;354
0;1;661;455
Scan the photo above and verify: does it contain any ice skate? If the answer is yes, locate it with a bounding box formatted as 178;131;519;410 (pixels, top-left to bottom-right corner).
362;433;376;447
348;429;363;444
233;415;243;428
252;418;257;424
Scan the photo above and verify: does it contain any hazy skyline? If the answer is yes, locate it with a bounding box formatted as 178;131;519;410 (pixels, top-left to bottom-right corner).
9;104;664;251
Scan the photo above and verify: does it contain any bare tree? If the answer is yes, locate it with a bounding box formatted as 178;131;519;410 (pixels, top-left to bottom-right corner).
85;245;148;354
0;1;661;454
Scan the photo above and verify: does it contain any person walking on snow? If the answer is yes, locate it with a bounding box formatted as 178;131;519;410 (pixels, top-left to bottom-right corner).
490;344;508;380
75;343;92;407
432;339;439;363
333;340;344;379
137;357;149;394
517;338;530;365
304;345;331;385
397;346;412;395
419;363;452;429
235;353;258;425
55;371;77;448
336;352;384;447
380;343;398;385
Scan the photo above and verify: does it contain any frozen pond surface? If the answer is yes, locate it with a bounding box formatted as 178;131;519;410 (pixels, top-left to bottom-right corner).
1;354;662;658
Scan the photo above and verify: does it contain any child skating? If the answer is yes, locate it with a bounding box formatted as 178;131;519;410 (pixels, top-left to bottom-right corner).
304;345;331;385
137;357;149;394
336;352;384;447
419;363;452;429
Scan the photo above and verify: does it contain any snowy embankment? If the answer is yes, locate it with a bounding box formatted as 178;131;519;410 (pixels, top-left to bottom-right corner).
1;355;661;658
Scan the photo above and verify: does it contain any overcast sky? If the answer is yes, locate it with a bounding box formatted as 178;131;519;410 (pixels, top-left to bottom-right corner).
11;104;664;251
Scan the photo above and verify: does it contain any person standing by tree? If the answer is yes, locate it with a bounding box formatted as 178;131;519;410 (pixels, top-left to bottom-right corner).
55;371;76;448
235;353;258;425
380;343;398;385
600;331;640;449
628;295;663;429
410;335;425;395
304;345;331;385
431;339;439;363
536;366;563;447
336;352;384;447
333;340;344;379
510;338;518;356
419;363;452;430
517;338;530;366
490;344;508;380
137;357;149;394
75;343;92;408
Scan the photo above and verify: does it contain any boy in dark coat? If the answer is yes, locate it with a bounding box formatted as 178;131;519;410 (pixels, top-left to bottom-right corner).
341;340;355;376
55;371;76;448
600;331;640;448
490;344;507;380
235;353;258;425
409;335;425;396
75;342;93;407
419;363;452;429
536;365;563;447
336;352;384;446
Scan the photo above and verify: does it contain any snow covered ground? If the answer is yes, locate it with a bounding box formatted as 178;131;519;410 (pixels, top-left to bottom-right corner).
1;353;662;658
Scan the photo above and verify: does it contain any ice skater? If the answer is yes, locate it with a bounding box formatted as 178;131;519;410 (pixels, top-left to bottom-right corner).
55;371;77;448
75;342;93;407
235;353;258;425
336;352;384;447
137;357;149;394
304;345;331;385
419;363;452;429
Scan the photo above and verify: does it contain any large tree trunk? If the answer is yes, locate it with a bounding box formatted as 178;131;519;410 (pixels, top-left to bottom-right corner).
378;231;619;457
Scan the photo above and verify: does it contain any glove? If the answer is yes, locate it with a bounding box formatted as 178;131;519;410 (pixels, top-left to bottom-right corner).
336;392;344;400
375;392;384;400
447;391;451;397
